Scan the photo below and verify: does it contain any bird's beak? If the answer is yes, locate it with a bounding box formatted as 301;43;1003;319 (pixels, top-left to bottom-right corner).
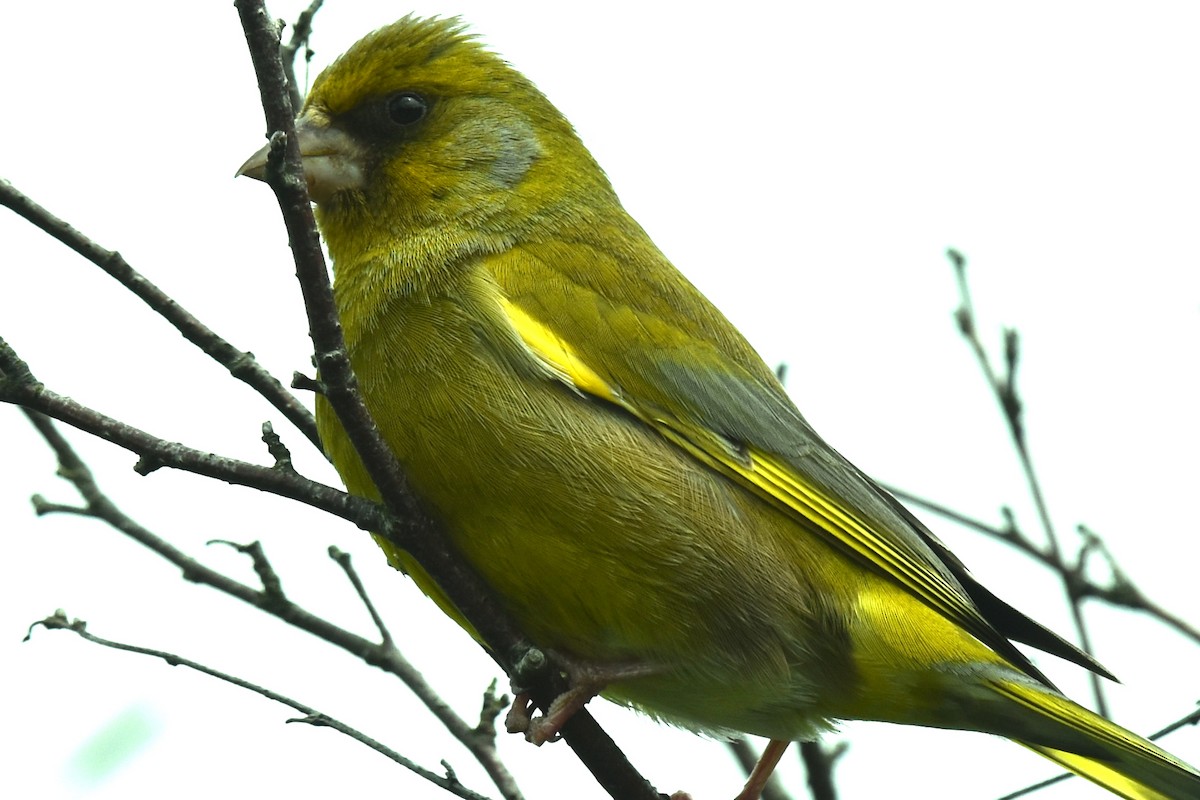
237;114;365;204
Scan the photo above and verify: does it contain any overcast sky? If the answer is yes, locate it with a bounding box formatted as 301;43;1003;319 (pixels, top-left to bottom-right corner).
2;3;1198;799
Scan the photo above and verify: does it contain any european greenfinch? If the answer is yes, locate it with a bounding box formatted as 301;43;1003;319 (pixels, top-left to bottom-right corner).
240;16;1200;800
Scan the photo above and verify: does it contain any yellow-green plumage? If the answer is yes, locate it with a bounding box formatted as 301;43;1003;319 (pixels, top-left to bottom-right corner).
243;15;1199;799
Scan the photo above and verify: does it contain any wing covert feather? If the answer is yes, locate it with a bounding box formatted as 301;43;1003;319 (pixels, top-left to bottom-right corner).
483;240;1104;681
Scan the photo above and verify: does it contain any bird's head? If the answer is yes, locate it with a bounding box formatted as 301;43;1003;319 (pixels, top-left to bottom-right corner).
240;16;613;259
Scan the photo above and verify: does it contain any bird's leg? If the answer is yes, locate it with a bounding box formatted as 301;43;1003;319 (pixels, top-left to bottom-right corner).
505;655;657;745
733;739;790;800
504;692;538;737
667;739;789;800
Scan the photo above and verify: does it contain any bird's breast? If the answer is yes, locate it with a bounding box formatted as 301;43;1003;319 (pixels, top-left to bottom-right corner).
316;263;858;737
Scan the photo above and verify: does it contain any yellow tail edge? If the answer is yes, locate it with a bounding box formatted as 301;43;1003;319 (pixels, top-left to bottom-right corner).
1019;743;1180;800
994;679;1200;800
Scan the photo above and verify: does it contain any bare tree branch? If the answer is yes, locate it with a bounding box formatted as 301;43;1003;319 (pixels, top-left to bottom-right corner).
0;178;320;450
948;247;1107;714
799;740;845;800
325;546;524;800
233;4;659;798
27;611;494;800
0;341;374;529
884;486;1200;646
23;407;525;799
280;0;324;111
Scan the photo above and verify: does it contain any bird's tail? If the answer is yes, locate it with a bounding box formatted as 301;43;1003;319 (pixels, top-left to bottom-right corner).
987;677;1200;800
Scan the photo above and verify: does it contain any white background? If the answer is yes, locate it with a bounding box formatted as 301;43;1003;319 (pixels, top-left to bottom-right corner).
2;2;1198;799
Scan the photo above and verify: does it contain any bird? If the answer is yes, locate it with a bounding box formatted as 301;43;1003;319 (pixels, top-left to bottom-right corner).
239;15;1200;800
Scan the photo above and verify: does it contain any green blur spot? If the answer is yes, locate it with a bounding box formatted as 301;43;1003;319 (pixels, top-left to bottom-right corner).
68;706;160;786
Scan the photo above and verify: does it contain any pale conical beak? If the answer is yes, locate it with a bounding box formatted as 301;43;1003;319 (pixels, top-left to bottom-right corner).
237;116;365;204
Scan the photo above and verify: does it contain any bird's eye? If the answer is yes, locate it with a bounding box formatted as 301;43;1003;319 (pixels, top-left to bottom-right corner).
386;92;428;126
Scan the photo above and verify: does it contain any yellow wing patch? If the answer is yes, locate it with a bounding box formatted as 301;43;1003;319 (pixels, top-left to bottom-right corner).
498;296;622;404
499;296;990;646
739;449;975;630
646;414;989;642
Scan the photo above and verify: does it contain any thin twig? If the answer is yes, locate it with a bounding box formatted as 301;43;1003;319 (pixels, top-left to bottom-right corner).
280;0;324;111
329;546;395;646
948;248;1106;714
883;484;1017;542
477;680;510;741
995;767;1071;799
0;341;376;531
208;539;288;605
799;741;845;800
27;612;493;800
23;409;525;800
261;421;297;472
0;178;320;449
884;487;1200;646
233;4;658;798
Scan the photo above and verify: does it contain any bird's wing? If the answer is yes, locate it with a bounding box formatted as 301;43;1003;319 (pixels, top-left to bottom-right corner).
486;239;1108;682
